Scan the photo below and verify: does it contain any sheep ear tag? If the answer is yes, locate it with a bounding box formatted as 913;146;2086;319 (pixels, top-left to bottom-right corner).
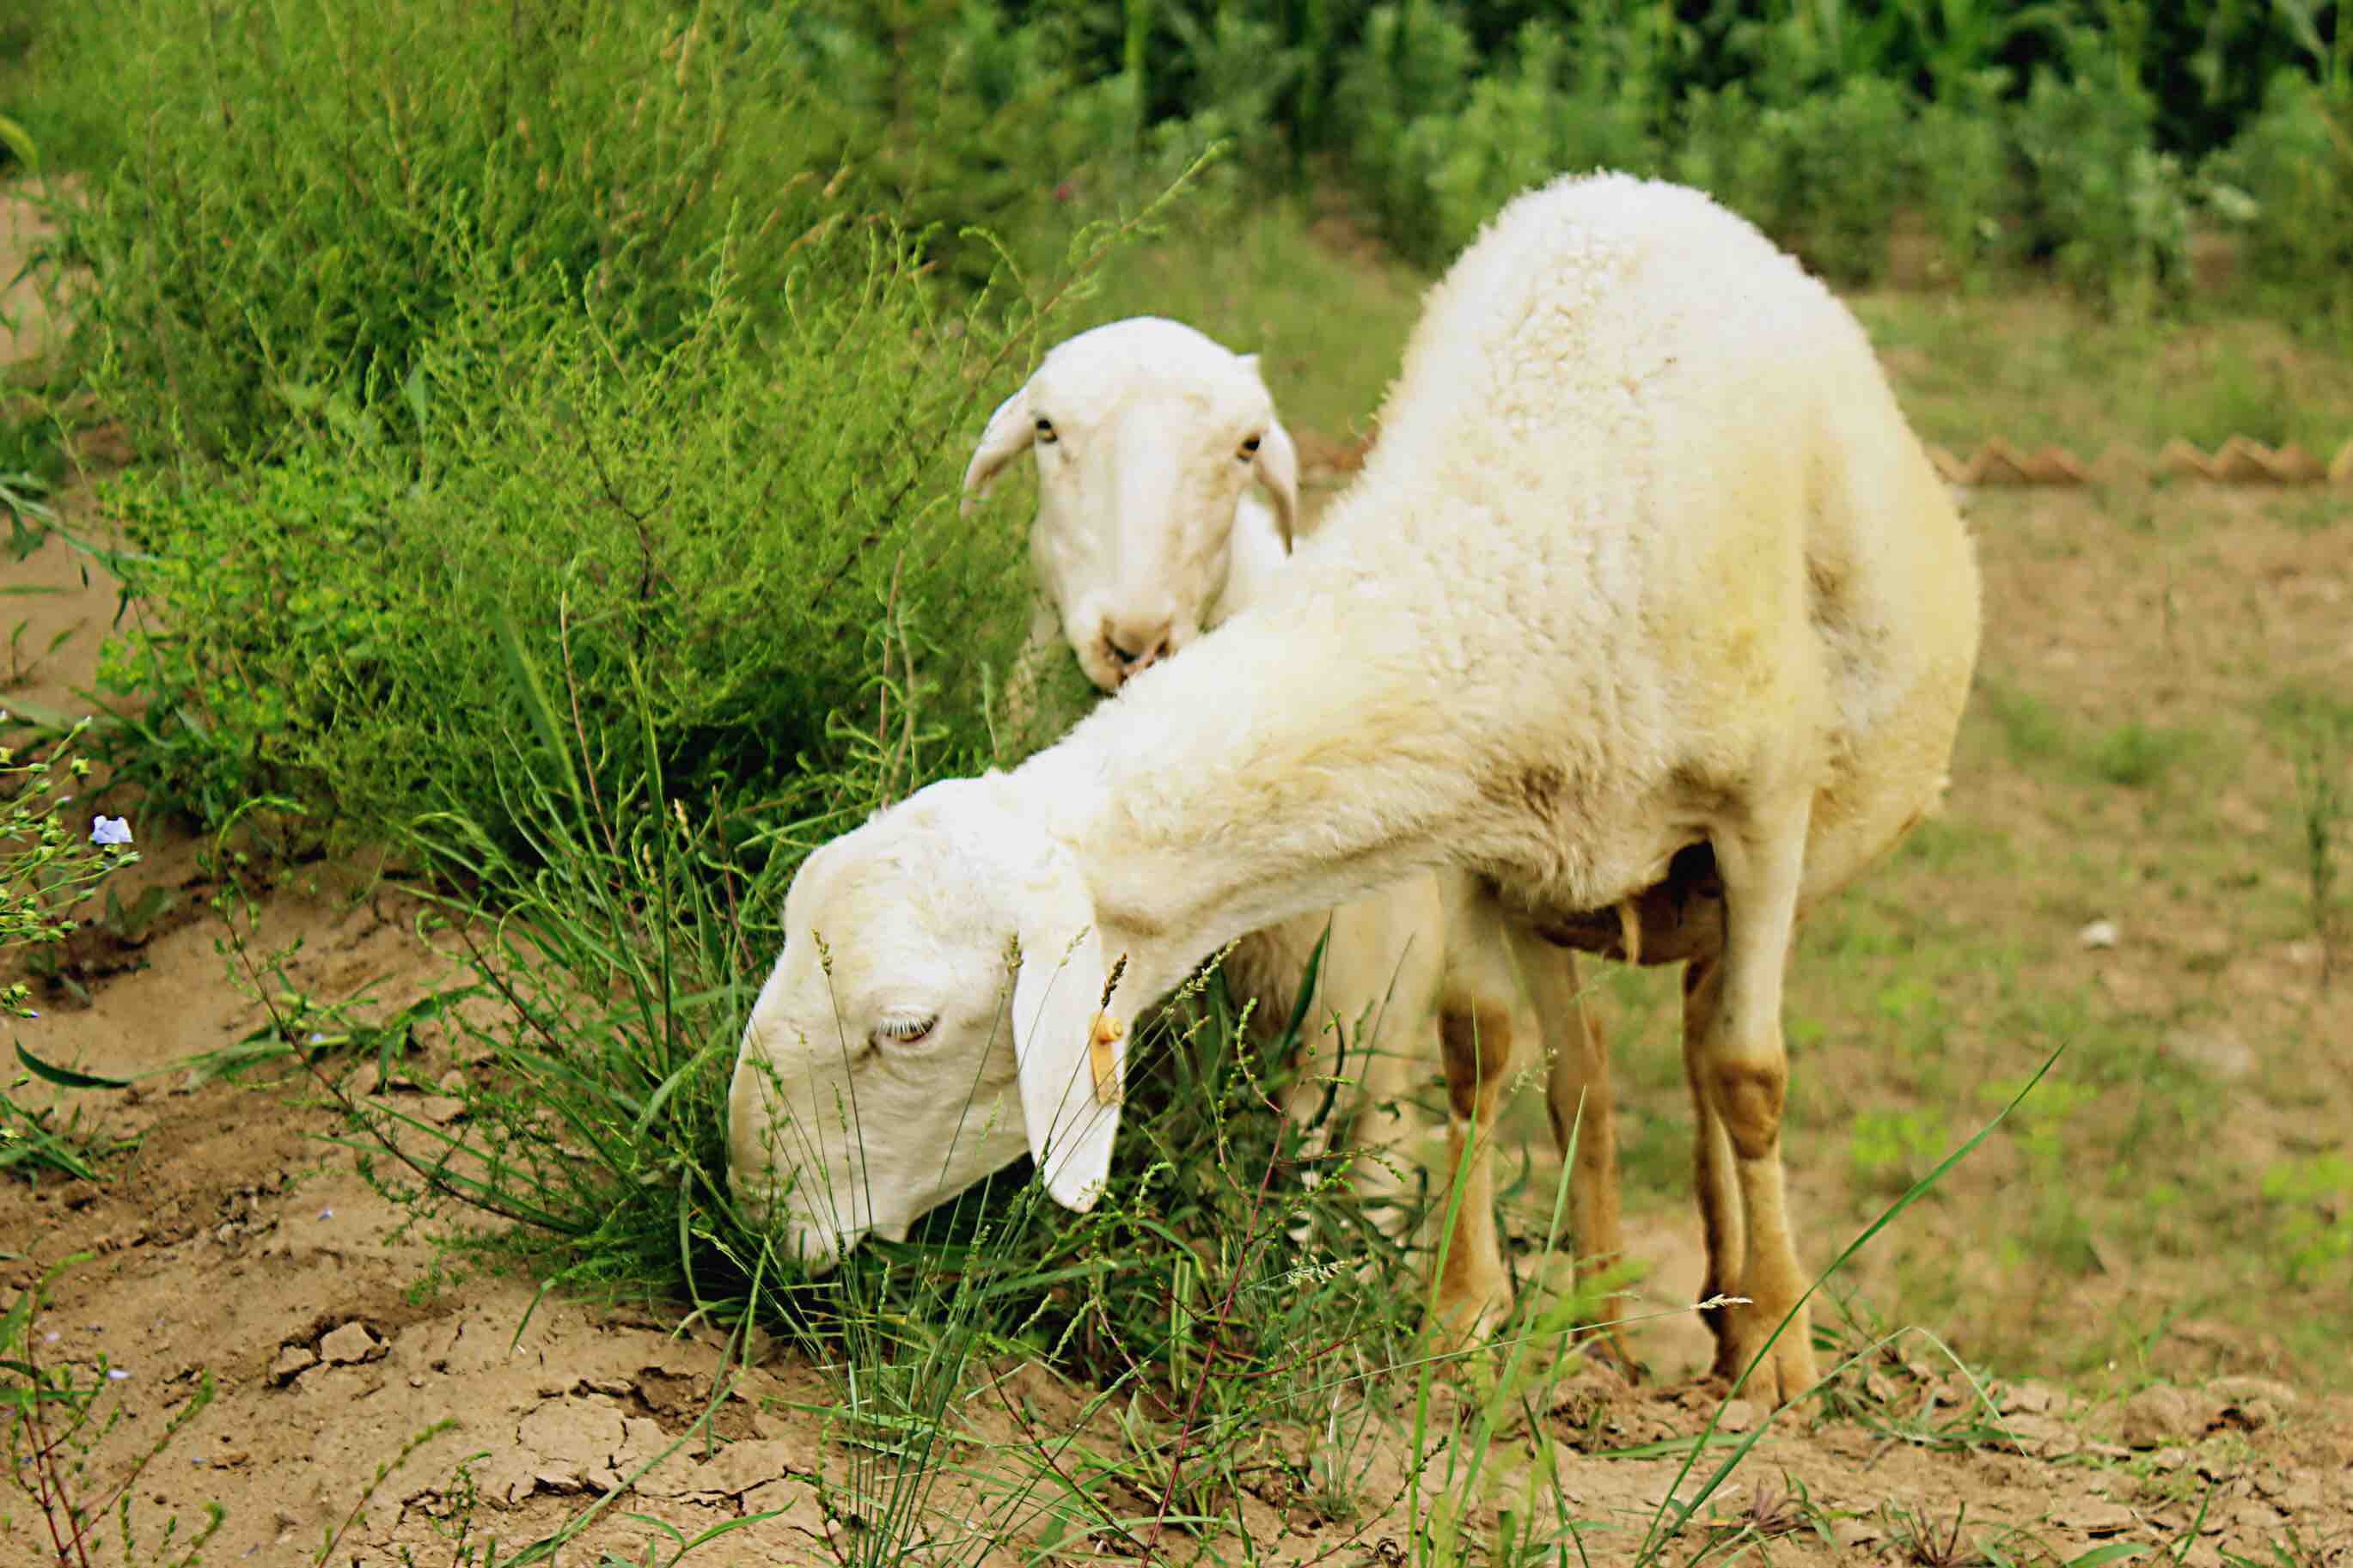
1088;1011;1125;1106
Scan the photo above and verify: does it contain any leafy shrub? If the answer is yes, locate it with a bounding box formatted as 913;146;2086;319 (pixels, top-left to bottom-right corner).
1427;22;1664;252
2012;42;2191;310
2206;72;2353;322
3;721;138;1019
1678;76;1918;284
1912;69;2032;287
38;0;1108;463
1330;1;1482;263
1153;6;1310;180
1335;12;1667;268
93;214;1036;851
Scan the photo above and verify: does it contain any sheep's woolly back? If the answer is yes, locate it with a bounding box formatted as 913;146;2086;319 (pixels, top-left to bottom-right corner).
1019;171;1980;1002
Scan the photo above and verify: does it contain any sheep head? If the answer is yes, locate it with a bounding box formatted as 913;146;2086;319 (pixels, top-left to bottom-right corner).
724;775;1123;1272
963;316;1299;692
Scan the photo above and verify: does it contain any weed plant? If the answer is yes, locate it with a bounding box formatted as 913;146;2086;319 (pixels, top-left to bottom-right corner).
2;717;139;1181
34;0;1134;464
81;198;1079;850
1;1260;223;1567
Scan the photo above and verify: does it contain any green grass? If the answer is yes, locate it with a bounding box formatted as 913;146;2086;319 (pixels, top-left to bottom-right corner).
1064;196;1429;444
1854;290;2353;457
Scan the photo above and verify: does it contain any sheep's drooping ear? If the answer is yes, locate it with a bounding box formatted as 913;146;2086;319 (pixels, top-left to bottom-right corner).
1010;873;1121;1211
961;381;1036;516
1254;418;1301;552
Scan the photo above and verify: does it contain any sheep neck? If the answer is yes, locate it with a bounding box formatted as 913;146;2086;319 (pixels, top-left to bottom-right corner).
1011;586;1464;1011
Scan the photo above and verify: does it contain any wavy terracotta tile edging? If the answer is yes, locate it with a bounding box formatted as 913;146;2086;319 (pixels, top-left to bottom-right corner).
1926;436;2353;487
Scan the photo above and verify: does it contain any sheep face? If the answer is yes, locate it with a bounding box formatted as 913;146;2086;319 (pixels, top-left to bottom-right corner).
963;317;1300;692
724;777;1121;1272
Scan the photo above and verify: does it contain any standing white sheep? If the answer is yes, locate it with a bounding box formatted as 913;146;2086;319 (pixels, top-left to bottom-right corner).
962;321;1628;1328
727;171;1982;1405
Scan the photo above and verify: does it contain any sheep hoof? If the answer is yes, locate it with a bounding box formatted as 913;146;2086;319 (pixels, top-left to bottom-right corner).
1427;1282;1515;1364
1709;1304;1819;1410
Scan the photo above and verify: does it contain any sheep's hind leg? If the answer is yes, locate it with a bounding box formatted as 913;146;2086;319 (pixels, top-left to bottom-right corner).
1424;874;1532;1351
1528;943;1634;1374
1342;1027;1420;1244
1690;803;1818;1407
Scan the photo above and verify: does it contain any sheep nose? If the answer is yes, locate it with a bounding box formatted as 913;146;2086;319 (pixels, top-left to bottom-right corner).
1105;621;1173;683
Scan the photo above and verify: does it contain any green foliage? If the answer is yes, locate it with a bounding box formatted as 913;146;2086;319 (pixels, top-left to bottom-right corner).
37;0;1114;462
90;213;1032;851
2012;40;2192;313
1329;1;1485;265
3;721;138;1019
1849;1106;1953;1195
19;0;2353;352
2260;1154;2353;1284
2207;71;2353;324
1677;76;1916;284
2087;721;2200;789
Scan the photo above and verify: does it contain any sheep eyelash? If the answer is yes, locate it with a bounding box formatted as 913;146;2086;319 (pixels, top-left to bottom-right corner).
1034;416;1058;445
873;1014;938;1043
1237;434;1261;461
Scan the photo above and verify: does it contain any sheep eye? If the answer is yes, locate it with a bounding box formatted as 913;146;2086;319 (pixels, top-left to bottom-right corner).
873;1013;938;1046
1034;417;1058;446
1238;435;1262;461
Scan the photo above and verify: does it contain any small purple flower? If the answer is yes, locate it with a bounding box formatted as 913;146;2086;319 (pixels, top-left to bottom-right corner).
106;1368;130;1382
90;815;132;846
317;1208;333;1221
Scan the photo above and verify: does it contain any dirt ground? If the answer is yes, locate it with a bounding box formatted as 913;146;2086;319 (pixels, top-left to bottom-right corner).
7;191;2353;1565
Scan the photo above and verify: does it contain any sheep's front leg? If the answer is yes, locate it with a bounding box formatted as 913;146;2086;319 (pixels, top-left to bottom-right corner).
1528;943;1631;1369
1680;956;1745;1364
1690;803;1818;1406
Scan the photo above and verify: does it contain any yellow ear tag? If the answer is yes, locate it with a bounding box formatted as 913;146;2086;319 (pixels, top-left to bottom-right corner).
1088;1011;1125;1106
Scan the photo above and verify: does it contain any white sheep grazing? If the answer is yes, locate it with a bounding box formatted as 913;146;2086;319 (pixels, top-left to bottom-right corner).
959;320;1628;1327
726;171;1982;1406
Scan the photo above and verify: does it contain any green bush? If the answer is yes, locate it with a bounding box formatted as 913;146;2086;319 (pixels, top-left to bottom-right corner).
1335;11;1668;269
2207;72;2353;322
3;721;138;1020
39;0;1109;463
1677;76;1917;285
2012;40;2191;311
1912;70;2032;287
94;216;1034;851
1330;0;1482;264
